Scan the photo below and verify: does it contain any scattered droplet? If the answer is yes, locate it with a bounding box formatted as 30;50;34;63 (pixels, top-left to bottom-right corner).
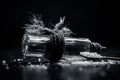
6;66;9;70
38;58;41;62
14;59;16;62
17;58;21;62
20;59;23;61
28;62;31;65
2;60;6;65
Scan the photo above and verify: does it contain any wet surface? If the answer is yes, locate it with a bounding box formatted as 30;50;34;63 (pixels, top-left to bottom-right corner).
0;48;120;80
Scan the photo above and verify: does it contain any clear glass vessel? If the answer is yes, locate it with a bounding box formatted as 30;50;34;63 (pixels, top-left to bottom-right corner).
22;34;106;58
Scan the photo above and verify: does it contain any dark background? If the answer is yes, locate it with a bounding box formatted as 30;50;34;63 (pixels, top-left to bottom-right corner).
1;1;120;80
0;0;118;50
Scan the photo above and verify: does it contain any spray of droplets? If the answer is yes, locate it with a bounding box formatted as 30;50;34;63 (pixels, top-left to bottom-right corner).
24;14;74;36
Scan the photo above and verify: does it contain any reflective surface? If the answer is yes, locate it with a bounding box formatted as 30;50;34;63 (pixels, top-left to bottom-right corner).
0;48;120;80
0;62;120;80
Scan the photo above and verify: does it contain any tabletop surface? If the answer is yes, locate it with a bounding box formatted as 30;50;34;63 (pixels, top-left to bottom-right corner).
0;48;120;80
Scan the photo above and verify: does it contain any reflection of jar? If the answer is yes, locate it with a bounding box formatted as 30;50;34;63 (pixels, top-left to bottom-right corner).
22;34;106;59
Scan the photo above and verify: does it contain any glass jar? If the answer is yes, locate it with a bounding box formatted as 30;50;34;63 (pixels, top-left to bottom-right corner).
22;34;106;58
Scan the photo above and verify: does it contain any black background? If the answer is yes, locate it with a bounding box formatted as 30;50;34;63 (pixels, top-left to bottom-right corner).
0;0;118;49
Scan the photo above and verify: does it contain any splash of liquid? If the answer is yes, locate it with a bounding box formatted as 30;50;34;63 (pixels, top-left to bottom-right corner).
24;14;73;37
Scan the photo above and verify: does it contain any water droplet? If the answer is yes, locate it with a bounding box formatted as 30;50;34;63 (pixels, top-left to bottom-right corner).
28;62;31;65
2;60;6;65
38;58;41;62
14;59;16;62
6;66;9;70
